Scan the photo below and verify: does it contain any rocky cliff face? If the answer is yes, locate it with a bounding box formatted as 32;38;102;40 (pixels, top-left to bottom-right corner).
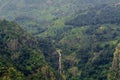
112;43;120;70
108;43;120;80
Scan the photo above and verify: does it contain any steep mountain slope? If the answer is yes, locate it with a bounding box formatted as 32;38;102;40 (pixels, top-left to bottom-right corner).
0;20;57;80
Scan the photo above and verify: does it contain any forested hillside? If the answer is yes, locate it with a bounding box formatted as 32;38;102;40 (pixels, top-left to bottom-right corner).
66;4;120;26
0;0;120;80
0;20;57;80
0;0;120;34
37;3;120;80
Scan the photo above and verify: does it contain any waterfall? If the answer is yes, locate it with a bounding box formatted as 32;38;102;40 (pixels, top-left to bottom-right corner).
57;49;62;80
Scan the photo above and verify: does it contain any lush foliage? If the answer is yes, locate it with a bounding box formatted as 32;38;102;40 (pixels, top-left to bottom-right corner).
1;0;120;80
36;4;120;80
0;20;57;80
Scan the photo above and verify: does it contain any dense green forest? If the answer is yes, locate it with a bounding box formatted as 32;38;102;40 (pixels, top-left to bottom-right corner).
0;0;120;80
0;20;58;80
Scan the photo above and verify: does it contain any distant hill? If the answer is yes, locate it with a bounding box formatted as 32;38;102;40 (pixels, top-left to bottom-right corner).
0;0;120;20
65;4;120;26
0;0;120;34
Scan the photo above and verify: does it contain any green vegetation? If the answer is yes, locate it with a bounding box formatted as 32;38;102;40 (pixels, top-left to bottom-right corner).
66;4;120;26
0;0;120;80
0;20;57;80
36;4;120;80
0;0;120;35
